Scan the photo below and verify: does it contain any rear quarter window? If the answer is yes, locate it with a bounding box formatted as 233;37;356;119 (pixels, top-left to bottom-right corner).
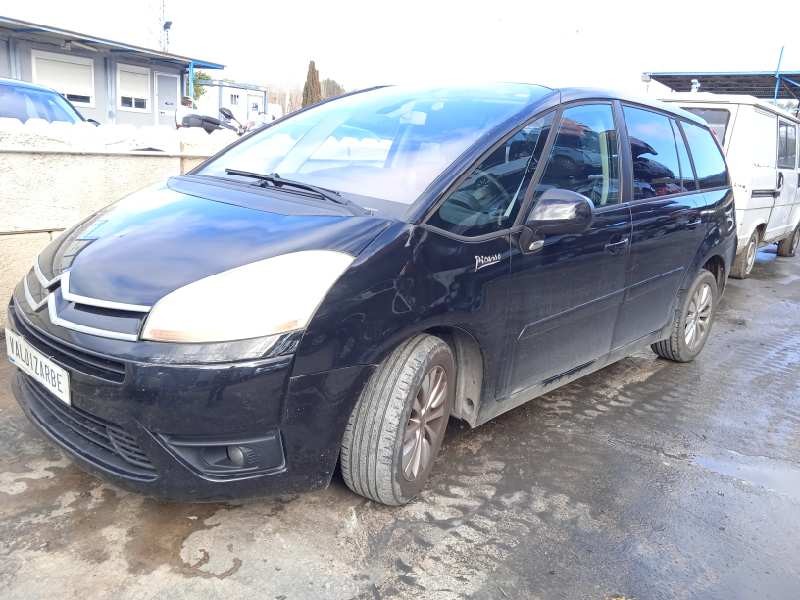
680;121;728;190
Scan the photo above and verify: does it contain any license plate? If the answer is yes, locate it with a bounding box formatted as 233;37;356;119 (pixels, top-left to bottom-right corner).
6;329;71;405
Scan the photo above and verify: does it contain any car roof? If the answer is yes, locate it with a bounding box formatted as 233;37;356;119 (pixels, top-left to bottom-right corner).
555;87;708;126
0;76;61;94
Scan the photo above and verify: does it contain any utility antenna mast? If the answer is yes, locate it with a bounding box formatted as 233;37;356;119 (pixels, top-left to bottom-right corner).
160;0;173;52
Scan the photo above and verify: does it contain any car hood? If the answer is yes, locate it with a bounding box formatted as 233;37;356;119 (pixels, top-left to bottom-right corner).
37;177;394;306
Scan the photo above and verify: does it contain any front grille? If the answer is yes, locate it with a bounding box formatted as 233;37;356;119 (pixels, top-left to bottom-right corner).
12;302;126;383
20;375;157;480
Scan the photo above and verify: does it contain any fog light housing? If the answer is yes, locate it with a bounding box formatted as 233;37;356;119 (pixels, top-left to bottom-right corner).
160;431;285;479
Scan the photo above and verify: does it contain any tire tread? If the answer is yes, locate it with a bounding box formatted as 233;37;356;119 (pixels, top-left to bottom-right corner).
341;334;447;505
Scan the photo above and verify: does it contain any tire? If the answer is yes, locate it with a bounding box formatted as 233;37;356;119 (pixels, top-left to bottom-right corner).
730;230;759;279
340;334;454;505
777;225;800;257
651;270;718;363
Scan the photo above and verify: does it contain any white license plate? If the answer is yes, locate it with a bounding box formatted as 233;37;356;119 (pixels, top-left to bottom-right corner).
6;329;71;405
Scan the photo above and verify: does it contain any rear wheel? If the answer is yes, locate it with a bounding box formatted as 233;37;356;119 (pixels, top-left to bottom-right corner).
652;270;718;363
731;230;758;279
340;334;454;505
777;225;800;257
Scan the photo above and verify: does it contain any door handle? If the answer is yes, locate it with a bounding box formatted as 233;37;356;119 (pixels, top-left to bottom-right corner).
777;172;784;193
604;237;629;254
687;218;703;229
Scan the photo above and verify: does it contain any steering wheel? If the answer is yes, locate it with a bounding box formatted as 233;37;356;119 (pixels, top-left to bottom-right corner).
470;170;512;212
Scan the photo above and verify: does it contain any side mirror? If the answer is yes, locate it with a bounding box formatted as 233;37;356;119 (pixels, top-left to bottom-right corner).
526;188;593;235
86;118;101;127
219;107;235;120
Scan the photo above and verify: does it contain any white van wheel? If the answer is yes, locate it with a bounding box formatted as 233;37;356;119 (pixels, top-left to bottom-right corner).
731;231;758;279
777;225;800;258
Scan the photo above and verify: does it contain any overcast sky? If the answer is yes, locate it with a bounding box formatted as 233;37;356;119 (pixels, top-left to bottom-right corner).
6;0;799;93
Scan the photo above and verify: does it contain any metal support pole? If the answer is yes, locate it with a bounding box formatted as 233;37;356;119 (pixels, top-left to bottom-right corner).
188;60;194;102
774;46;784;101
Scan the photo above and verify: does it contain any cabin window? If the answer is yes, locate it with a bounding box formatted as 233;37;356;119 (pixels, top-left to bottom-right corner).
117;64;151;112
778;121;797;169
31;50;95;107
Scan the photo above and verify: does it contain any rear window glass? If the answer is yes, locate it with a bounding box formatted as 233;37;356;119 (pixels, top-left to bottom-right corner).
681;121;728;190
683;108;730;145
623;106;686;199
672;119;697;191
0;83;82;123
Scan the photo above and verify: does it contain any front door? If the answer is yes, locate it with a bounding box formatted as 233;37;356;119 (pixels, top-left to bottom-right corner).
770;119;799;239
155;73;179;127
505;102;631;397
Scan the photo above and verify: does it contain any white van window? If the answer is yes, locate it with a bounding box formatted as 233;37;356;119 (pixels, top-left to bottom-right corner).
684;108;730;145
778;121;797;169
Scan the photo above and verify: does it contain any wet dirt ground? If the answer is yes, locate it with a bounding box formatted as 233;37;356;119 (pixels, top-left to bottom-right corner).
1;247;798;600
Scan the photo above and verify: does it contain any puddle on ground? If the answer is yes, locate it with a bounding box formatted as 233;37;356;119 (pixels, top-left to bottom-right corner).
694;450;800;500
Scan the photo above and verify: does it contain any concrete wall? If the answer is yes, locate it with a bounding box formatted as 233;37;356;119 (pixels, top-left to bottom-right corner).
0;149;207;329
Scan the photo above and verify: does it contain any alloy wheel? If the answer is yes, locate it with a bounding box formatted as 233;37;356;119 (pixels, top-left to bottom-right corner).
684;283;713;350
402;365;448;481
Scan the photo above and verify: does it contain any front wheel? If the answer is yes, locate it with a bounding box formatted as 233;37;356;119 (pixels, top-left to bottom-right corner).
731;230;758;279
652;270;718;363
777;225;800;257
340;335;454;505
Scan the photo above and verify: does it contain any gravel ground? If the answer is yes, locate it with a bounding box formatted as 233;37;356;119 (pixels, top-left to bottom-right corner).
1;246;798;600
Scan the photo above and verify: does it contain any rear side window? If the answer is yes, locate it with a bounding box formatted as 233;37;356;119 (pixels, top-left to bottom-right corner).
681;121;728;189
778;121;797;169
535;103;621;208
672;119;697;191
623;106;684;199
683;107;730;145
428;111;554;237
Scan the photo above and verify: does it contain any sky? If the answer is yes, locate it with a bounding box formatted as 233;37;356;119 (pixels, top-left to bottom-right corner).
5;0;800;94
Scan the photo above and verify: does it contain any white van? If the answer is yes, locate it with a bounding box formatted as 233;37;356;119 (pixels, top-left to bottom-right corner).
662;93;800;277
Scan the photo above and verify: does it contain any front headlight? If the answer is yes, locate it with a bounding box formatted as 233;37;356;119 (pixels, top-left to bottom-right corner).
141;250;354;343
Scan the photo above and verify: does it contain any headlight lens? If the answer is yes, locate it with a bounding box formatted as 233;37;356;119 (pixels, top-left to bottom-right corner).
141;250;354;343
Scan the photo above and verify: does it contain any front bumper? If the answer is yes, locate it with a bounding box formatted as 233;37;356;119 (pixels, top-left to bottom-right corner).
7;304;374;501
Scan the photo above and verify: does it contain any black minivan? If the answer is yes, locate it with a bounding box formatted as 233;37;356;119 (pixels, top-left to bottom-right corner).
7;84;736;504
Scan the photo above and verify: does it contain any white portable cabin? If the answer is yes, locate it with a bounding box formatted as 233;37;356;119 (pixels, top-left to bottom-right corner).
662;93;800;276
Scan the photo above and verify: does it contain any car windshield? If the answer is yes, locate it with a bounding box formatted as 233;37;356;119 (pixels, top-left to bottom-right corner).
0;83;84;124
197;84;552;208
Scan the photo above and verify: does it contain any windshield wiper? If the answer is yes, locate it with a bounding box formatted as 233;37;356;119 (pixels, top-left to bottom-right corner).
224;168;366;214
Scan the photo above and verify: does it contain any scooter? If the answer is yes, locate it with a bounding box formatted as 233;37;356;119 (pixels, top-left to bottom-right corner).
180;107;248;135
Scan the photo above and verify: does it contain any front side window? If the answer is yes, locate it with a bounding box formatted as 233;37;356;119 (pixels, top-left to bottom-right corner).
535;103;620;207
118;64;150;112
624;106;683;199
427;112;554;237
682;121;728;189
684;107;730;145
198;84;553;207
778;121;797;169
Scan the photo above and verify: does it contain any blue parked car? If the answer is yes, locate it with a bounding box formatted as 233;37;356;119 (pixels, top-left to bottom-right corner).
0;77;95;124
6;83;735;504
